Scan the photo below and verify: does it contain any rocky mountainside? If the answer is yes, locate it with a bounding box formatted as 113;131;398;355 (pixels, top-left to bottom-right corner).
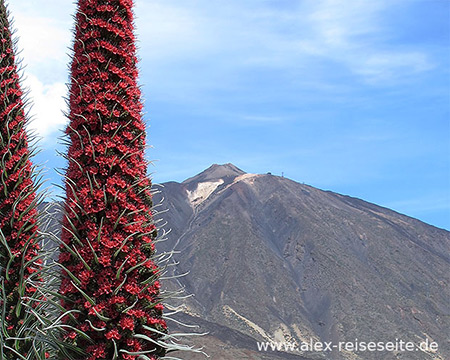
153;163;449;360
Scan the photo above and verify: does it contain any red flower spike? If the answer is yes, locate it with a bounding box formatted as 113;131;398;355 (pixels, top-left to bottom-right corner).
59;0;167;358
0;1;44;358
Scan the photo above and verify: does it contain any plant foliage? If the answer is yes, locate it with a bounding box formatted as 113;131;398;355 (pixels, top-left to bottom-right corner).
58;1;168;359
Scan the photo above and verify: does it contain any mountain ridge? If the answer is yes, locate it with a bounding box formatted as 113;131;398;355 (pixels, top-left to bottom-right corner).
182;163;246;185
154;163;449;360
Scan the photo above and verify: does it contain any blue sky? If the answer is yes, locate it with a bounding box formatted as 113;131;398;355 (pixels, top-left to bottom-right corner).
7;0;450;229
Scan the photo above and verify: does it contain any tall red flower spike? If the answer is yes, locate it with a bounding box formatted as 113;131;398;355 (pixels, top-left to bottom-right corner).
0;0;45;358
59;0;167;359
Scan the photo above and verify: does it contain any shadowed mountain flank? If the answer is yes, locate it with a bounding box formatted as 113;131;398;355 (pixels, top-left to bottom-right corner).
155;164;449;360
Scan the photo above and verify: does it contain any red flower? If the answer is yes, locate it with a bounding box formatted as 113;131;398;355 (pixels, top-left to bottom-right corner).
86;344;106;360
105;329;121;340
67;331;77;340
120;316;135;331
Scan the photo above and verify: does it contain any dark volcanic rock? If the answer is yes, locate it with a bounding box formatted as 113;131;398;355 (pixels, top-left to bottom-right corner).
154;164;450;360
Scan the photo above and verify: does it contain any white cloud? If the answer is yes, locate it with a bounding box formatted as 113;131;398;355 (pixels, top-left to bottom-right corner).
24;75;67;140
12;14;71;66
6;2;73;142
7;1;74;80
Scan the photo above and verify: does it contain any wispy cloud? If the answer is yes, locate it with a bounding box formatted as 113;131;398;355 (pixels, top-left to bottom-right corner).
239;115;287;124
135;0;437;108
356;52;433;83
135;1;213;61
286;0;434;83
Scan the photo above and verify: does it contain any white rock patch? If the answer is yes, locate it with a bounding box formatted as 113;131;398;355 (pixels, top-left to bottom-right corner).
223;305;272;341
232;173;260;185
187;179;224;207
